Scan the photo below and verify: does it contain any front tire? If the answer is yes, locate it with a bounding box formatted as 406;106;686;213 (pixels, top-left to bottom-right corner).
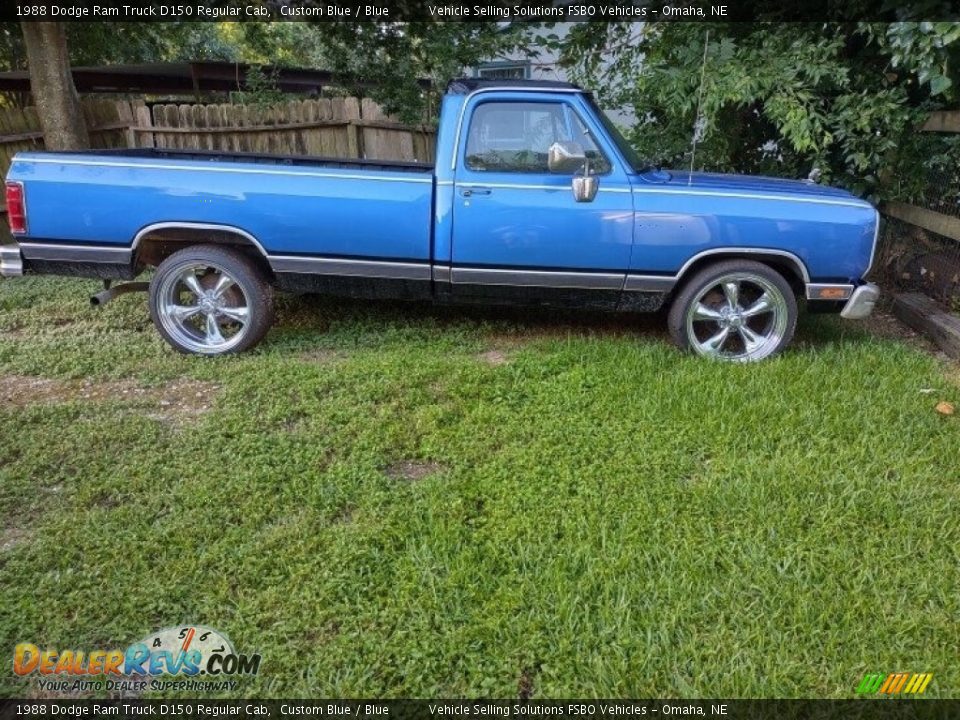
667;260;797;362
148;245;274;356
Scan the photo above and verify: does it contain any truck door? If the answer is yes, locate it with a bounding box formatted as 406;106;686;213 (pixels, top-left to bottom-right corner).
449;95;634;306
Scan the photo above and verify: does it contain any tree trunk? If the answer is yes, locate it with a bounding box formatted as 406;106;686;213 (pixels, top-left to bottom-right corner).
20;22;89;150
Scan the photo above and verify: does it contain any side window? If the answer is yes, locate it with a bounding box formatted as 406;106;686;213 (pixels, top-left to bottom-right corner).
465;101;611;174
568;108;612;175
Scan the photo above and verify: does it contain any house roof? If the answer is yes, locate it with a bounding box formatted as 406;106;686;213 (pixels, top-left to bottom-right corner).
0;61;433;95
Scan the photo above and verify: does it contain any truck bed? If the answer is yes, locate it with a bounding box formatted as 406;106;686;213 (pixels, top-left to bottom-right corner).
8;149;435;264
59;147;434;174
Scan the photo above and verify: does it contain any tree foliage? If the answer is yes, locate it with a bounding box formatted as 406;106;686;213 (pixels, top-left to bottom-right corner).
555;22;959;201
2;21;531;123
245;22;532;122
879;21;960;97
0;22;235;72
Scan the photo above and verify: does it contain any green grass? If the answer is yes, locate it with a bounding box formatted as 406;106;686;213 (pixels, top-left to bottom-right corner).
1;275;958;699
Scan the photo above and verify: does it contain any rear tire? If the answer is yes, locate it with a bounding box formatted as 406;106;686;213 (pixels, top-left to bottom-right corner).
667;260;797;362
148;245;274;356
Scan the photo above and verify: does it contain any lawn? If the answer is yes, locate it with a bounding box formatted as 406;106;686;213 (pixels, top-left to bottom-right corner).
0;275;957;699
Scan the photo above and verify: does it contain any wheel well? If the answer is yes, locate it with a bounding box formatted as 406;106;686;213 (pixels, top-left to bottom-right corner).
134;226;272;277
675;253;807;297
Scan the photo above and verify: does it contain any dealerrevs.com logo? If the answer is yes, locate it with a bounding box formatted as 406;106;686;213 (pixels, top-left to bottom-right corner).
13;626;261;693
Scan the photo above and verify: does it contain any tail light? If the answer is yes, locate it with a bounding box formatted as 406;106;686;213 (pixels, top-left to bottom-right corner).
5;182;26;234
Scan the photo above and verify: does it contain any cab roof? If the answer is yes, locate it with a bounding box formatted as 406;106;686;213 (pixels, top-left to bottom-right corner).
445;78;582;94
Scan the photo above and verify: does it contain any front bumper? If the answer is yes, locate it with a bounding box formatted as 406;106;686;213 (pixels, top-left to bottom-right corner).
840;282;879;320
0;242;23;277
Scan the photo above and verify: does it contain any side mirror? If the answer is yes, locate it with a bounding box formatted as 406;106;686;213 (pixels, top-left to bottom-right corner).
547;141;586;173
572;175;599;203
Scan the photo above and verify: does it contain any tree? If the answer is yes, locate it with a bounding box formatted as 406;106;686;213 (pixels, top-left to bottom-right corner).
230;22;534;122
19;22;89;150
553;22;960;201
6;21;533;126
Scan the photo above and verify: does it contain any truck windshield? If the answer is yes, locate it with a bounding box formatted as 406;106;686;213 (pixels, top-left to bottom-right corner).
585;95;648;173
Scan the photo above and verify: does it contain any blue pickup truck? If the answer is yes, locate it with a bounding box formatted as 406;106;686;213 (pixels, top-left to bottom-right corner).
1;78;879;361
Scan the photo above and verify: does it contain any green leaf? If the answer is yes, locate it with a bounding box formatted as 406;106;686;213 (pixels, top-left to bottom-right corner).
929;75;952;95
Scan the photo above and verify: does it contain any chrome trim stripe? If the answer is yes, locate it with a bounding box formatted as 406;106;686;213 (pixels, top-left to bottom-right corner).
631;187;873;209
0;243;23;277
21;157;433;184
19;242;132;263
451;267;624;290
270;248;809;290
268;255;431;281
456;183;630;193
674;247;811;284
446;248;808;293
805;283;855;301
864;208;880;278
458;183;562;191
624;248;809;292
133;221;270;256
451;86;584;171
623;275;677;293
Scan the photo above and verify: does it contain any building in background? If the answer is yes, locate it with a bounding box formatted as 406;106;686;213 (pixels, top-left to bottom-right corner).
467;24;635;124
469;24;568;83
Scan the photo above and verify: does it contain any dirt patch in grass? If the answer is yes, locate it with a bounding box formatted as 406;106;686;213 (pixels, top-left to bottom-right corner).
299;348;348;364
0;376;66;405
0;326;28;340
0;526;32;552
331;504;355;525
477;349;510;366
518;666;539;700
0;375;220;424
304;620;342;646
384;460;445;482
860;309;941;354
280;410;309;433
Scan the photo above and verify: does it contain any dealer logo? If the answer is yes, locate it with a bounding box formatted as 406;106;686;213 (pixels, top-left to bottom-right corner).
13;625;261;680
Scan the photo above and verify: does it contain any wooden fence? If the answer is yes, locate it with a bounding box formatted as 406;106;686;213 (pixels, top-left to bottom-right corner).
884;109;960;244
882;109;960;358
0;97;436;179
0;99;135;178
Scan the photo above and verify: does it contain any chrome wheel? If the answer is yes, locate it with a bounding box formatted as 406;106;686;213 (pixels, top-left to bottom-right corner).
684;272;789;362
156;263;250;354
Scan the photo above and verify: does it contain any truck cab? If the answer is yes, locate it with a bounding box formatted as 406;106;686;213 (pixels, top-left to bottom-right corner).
433;79;637;310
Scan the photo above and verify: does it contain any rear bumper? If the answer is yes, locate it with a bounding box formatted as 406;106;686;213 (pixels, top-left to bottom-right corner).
840;282;880;320
0;242;23;277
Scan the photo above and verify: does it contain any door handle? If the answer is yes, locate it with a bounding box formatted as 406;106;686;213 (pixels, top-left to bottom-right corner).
460;186;492;197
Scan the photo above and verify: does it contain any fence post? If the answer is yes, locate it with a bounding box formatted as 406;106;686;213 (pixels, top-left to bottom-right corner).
132;101;152;148
343;97;362;159
921;111;960;133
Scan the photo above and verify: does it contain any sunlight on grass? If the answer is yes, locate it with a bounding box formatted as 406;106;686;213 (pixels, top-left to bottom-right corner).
1;276;958;698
